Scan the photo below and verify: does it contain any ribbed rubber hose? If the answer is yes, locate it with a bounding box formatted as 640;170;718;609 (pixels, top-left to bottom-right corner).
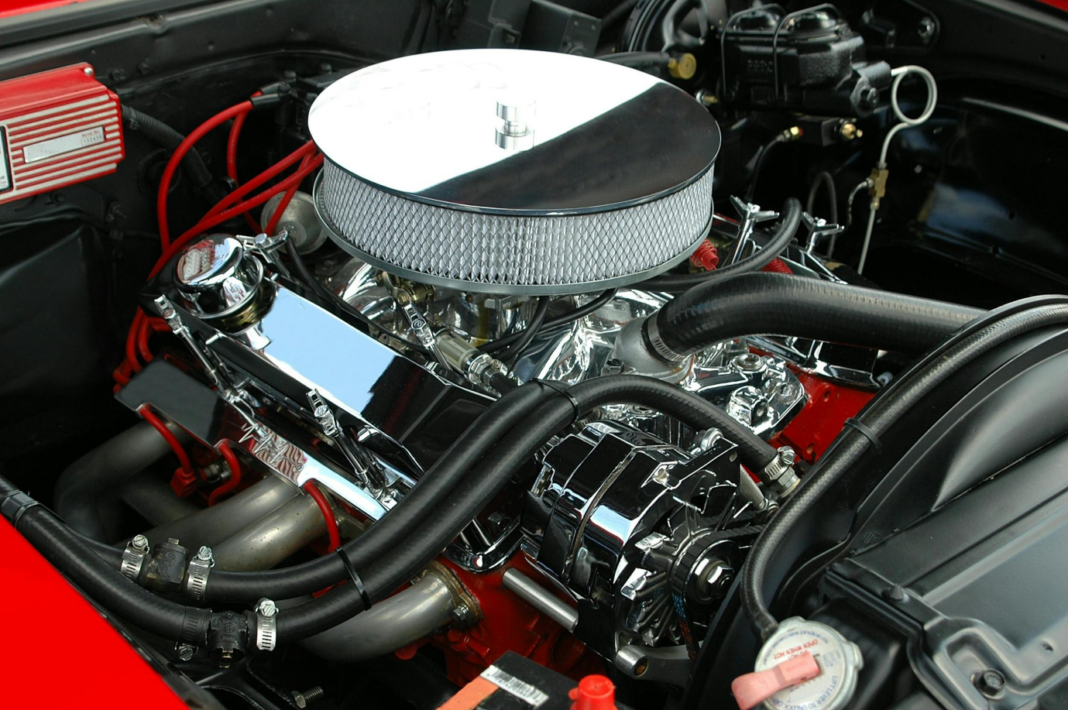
275;376;778;639
203;381;555;602
121;105;226;203
653;272;984;357
5;374;773;646
641;198;803;293
54;421;187;541
2;480;210;644
741;301;1068;639
599;51;671;69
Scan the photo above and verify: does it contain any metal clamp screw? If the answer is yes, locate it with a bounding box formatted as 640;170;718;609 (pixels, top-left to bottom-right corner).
120;534;151;582
185;545;214;601
291;687;325;708
761;446;800;495
255;598;278;652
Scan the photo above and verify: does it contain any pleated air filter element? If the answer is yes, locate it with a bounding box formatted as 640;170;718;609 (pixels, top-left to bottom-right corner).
310;49;721;295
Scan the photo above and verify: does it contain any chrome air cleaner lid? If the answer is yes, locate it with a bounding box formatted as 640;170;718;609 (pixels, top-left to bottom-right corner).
310;49;720;294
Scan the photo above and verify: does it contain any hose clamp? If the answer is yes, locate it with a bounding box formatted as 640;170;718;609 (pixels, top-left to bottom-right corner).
185;546;215;601
254;599;278;652
761;446;800;495
0;490;39;526
642;316;687;364
120;534;151;582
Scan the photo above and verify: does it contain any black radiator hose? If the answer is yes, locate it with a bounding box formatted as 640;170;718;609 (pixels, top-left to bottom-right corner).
274;376;779;639
1;477;211;645
5;375;772;648
740;298;1068;640
202;380;557;602
54;421;187;541
208;375;773;605
647;272;985;360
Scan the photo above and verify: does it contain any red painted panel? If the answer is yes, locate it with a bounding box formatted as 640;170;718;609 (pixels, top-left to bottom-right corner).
0;519;188;709
0;0;90;19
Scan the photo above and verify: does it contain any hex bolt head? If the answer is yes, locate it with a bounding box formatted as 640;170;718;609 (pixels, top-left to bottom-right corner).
975;670;1006;697
131;534;149;550
918;17;936;40
291;687;325;708
256;599;278;617
196;546;213;561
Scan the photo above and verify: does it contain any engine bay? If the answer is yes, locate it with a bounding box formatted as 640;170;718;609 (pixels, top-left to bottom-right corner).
1;1;1068;708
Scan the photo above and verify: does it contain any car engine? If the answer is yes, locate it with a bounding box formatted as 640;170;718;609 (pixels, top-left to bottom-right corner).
1;1;1067;709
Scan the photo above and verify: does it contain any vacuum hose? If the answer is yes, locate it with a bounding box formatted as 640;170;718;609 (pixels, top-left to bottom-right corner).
640;198;804;294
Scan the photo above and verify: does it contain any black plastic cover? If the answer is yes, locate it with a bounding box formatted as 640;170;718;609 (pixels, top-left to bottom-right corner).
827;432;1068;709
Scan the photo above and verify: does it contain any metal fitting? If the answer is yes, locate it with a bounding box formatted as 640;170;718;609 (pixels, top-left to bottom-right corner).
120;534;151;582
176;643;196;662
694;89;719;107
839;122;861;141
291;687;325;708
668;53;697;80
255;598;279;652
761;446;800;495
917;17;936;41
692;428;723;454
185;545;214;601
781;125;803;142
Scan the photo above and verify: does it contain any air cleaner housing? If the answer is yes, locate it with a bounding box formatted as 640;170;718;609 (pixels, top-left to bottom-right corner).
310;49;720;294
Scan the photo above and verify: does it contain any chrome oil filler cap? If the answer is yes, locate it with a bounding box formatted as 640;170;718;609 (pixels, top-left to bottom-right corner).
174;234;265;324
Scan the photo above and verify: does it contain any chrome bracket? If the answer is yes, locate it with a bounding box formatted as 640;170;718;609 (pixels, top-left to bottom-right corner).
155;295;270;443
801;212;844;255
728;196;780;266
237;230;290;277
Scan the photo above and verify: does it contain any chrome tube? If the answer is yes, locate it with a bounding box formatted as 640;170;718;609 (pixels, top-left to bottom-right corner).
119;473;201;526
301;572;457;662
54;420;188;540
502;569;578;632
211;493;326;570
138;475;299;552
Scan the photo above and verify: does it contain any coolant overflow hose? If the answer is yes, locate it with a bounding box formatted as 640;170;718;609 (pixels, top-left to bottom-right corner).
649;272;985;359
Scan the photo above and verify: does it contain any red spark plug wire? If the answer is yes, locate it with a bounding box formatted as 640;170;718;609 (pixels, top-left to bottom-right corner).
137;406;195;478
157;101;254;250
303;481;341;551
207;442;243;506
